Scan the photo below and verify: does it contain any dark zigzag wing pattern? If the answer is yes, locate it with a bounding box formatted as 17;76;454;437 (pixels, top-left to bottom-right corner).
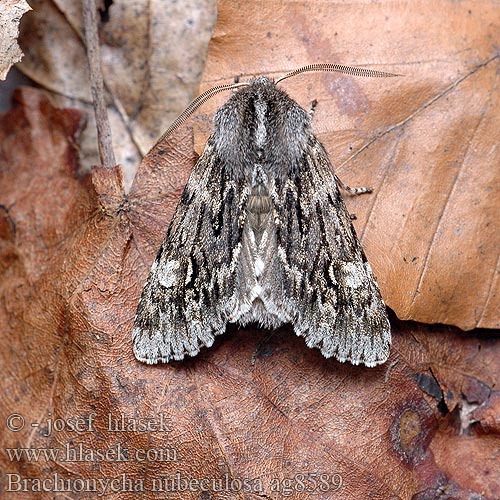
133;139;249;363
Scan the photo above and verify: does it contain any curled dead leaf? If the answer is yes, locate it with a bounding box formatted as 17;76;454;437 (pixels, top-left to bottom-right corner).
16;0;216;188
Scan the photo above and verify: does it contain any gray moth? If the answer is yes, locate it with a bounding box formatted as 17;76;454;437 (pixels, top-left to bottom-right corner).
133;65;393;367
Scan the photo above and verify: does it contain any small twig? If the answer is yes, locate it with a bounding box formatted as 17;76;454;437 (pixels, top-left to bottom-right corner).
82;0;116;168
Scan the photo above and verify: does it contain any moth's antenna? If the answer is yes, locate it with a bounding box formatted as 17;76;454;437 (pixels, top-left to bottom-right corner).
276;63;401;84
154;64;399;146
154;81;250;146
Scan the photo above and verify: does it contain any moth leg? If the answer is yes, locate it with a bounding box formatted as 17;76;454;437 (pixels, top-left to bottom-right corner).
229;75;243;94
335;174;372;196
309;99;318;119
250;331;277;366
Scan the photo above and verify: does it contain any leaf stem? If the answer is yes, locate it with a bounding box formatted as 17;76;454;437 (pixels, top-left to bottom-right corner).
82;0;116;169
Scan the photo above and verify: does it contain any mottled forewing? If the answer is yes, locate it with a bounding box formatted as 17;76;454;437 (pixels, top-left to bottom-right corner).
133;139;248;363
275;137;391;366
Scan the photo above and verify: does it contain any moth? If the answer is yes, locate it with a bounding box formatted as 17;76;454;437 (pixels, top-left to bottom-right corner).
133;64;395;367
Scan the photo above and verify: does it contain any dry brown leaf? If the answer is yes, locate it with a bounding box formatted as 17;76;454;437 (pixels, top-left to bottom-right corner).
0;89;498;499
17;0;216;187
194;0;500;331
0;0;31;80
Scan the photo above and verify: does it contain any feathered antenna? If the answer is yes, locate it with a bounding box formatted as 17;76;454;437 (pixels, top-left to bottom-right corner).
155;64;400;144
153;82;250;147
276;63;400;84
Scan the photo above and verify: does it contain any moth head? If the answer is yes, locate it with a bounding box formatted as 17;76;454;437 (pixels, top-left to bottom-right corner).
212;76;312;178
